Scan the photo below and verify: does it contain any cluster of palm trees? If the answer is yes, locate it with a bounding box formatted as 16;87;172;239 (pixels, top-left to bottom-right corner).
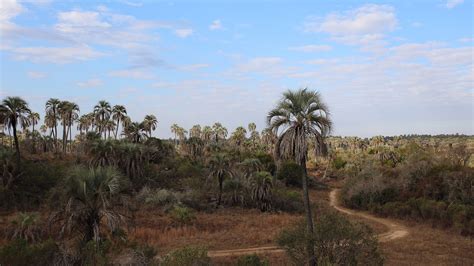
0;97;159;159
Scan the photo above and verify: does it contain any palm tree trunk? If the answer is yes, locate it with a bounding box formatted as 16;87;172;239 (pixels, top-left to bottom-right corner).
301;158;316;266
12;124;21;166
62;119;67;154
218;175;223;206
115;118;120;139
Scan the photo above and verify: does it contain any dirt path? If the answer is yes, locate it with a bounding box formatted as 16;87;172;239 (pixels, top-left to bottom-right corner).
208;188;409;257
329;189;409;242
208;246;284;258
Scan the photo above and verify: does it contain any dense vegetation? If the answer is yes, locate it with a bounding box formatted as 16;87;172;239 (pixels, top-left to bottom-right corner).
1;93;472;265
331;136;474;236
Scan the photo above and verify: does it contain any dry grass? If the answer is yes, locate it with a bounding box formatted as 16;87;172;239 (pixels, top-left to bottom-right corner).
129;208;301;254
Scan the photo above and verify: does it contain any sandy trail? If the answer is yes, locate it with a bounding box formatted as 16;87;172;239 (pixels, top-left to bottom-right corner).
208;188;409;257
329;189;409;242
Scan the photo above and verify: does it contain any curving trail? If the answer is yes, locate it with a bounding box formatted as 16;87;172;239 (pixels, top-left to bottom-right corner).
208;188;409;257
329;189;409;242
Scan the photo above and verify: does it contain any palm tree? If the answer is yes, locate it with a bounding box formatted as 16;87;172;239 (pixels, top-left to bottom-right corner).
231;126;247;147
123;122;145;143
201;126;213;142
58;101;79;153
208;153;233;206
0;97;31;164
111;105;127;139
171;124;179;145
212;122;227;143
28;112;40;133
248;122;256;134
250;171;273;211
45;98;60;151
105;119;116;139
94;100;111;139
50;166;130;244
267;88;332;266
189;124;202;139
142;114;157;138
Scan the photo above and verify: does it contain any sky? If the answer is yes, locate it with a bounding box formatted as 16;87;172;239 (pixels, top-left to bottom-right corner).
0;0;473;138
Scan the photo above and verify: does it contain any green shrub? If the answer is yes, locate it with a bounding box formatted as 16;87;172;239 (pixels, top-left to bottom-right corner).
160;246;210;266
272;188;304;213
332;156;347;170
277;210;383;265
236;254;269;266
0;239;62;266
276;161;303;187
169;205;196;225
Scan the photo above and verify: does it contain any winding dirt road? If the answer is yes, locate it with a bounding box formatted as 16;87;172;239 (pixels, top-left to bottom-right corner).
329;189;409;242
208;188;409;257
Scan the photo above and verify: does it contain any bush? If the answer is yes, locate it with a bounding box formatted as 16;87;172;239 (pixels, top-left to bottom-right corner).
236;254;269;266
332;156;347;169
0;239;64;266
271;188;304;213
169;205;196;225
276;161;303;187
137;187;180;210
160;246;210;266
277;210;383;265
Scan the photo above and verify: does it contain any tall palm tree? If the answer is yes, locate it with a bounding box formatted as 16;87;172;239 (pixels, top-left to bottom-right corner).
50;166;130;244
248;122;256;134
111;105;127;139
170;123;179;145
208;153;232;206
45;98;60;151
94;100;111;139
0;97;31;164
105;119;116;139
231;126;247;147
267;88;331;266
212;122;227;143
201;126;213;142
58;101;79;153
142;114;158;138
189;124;202;139
123;122;145;143
28;112;40;133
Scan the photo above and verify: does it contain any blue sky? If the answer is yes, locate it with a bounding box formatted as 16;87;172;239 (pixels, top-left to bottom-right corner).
1;0;473;138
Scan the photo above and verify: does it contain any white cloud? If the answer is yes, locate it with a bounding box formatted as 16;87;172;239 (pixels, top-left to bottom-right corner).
0;0;24;22
27;71;47;79
77;78;103;88
446;0;464;8
304;4;397;48
109;69;154;79
118;0;143;7
174;28;193;38
7;45;104;63
209;19;223;30
288;45;332;52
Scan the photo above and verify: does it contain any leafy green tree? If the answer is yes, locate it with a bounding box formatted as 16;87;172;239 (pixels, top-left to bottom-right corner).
0;97;31;164
268;88;331;266
250;171;273;211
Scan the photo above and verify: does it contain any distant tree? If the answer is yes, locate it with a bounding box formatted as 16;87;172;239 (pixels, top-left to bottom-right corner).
201;126;213;142
111;105;127;139
27;112;40;133
0;96;31;164
212;122;228;143
45;98;60;150
142;114;158;138
268;88;331;266
231;126;247;147
94;100;111;139
190;124;202;139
